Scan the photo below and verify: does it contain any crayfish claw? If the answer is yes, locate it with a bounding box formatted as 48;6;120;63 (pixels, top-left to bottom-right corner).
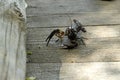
45;29;60;46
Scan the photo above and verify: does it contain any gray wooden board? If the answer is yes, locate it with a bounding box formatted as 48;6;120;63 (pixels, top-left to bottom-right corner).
26;0;120;14
27;49;120;63
26;38;120;50
26;0;120;27
26;25;120;41
26;37;120;63
27;43;120;63
27;36;120;47
26;62;120;80
26;13;120;27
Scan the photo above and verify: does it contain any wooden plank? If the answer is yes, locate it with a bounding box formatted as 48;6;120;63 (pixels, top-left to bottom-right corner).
26;0;120;14
26;37;120;49
26;13;120;27
26;37;120;63
27;48;120;63
26;25;120;41
60;62;120;80
26;63;61;80
26;0;120;27
26;62;120;80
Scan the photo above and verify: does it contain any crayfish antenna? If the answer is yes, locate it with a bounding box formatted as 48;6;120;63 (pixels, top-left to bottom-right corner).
45;29;60;46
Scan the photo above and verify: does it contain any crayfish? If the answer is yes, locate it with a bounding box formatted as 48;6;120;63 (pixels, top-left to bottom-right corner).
45;19;88;49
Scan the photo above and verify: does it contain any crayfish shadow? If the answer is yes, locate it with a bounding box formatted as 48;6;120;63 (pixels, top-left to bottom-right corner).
64;45;98;58
58;44;86;49
48;43;98;60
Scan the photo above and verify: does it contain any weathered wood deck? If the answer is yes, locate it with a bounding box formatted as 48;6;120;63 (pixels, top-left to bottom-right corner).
26;0;120;80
